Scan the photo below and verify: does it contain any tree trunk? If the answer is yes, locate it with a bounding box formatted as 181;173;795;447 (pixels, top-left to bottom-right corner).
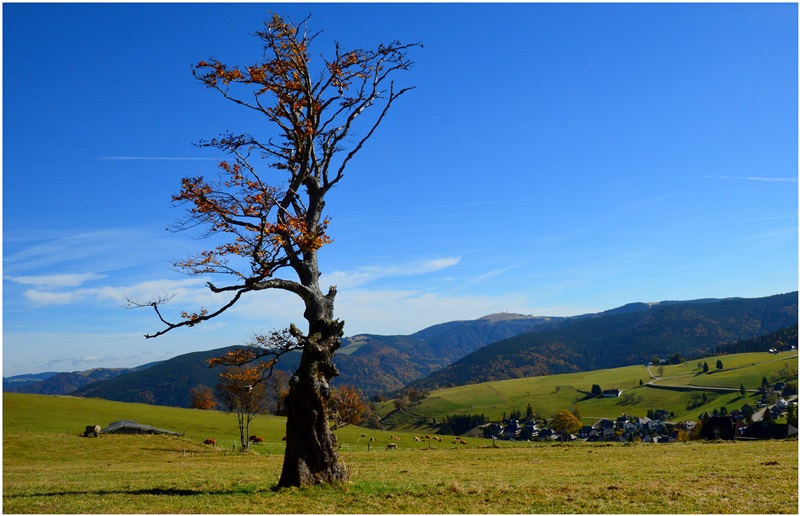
277;311;346;488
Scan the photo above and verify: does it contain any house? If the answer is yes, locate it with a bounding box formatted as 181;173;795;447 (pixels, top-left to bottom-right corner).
597;419;616;431
483;423;502;439
536;428;557;441
603;389;621;398
742;422;798;440
653;409;670;421
503;420;521;439
577;425;594;439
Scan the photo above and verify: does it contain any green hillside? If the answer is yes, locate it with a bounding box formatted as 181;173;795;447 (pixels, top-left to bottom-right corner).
380;351;798;427
2;394;471;452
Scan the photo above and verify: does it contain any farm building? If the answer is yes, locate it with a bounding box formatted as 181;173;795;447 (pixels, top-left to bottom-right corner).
100;420;180;436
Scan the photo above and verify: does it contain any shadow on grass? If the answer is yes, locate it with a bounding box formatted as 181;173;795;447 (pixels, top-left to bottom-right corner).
5;485;272;498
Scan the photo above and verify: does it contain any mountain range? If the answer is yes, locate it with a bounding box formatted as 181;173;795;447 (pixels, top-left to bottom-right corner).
4;292;797;407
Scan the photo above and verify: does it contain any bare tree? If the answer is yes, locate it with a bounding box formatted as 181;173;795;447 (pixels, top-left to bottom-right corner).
127;14;418;487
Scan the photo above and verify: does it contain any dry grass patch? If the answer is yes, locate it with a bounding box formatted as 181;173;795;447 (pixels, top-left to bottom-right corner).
4;432;797;513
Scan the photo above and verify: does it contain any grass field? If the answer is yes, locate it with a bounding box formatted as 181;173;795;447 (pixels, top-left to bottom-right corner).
382;352;798;426
3;393;798;513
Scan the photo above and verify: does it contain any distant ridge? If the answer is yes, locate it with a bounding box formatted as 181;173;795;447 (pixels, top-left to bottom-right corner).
9;292;797;407
409;292;798;390
478;313;541;322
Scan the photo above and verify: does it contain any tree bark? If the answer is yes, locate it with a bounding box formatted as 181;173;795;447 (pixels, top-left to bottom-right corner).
277;296;346;488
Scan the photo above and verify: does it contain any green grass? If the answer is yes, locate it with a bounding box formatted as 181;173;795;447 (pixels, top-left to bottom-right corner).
383;351;797;425
3;352;799;513
3;395;798;513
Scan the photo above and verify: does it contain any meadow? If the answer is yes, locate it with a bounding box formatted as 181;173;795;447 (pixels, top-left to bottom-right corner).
381;351;798;427
3;393;798;513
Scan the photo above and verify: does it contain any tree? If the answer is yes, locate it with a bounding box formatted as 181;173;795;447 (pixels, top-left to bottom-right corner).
127;15;418;487
715;359;723;371
216;365;271;451
739;383;747;397
189;384;217;410
703;362;709;373
591;384;603;398
787;403;797;428
327;385;367;430
550;409;582;441
263;369;290;415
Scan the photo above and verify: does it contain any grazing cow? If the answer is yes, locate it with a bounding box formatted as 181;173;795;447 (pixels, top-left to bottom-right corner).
387;443;397;449
249;436;264;443
361;433;367;437
83;425;101;437
369;437;377;442
203;438;216;446
414;436;420;442
424;434;431;439
460;439;468;445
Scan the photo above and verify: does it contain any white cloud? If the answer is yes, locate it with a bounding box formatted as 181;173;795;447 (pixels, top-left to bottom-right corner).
332;288;542;336
321;257;461;289
20;277;207;307
97;156;217;161
744;176;798;183
9;273;106;288
707;175;797;183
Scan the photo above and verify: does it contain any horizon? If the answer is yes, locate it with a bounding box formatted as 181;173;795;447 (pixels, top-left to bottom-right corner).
5;290;797;378
3;3;797;377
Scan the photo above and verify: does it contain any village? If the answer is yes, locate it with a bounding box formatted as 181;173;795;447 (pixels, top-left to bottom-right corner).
480;390;798;443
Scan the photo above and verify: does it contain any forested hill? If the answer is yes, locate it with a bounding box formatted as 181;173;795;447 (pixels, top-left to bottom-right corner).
333;314;563;395
16;292;798;406
409;292;798;391
67;315;559;406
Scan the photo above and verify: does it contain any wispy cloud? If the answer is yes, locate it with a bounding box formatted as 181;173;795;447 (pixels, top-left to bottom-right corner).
19;277;207;307
321;257;461;289
707;175;797;183
97;156;216;161
8;273;106;288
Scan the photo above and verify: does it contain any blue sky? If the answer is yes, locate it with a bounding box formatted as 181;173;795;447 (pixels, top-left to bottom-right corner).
3;3;797;377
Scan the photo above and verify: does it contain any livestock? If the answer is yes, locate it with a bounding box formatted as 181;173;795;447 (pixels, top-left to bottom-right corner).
83;425;101;437
203;438;216;446
387;443;397;449
361;433;367;437
369;437;377;442
414;436;420;442
248;435;264;443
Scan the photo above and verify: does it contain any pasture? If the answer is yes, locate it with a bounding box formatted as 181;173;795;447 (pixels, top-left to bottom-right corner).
3;393;798;513
383;352;798;426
